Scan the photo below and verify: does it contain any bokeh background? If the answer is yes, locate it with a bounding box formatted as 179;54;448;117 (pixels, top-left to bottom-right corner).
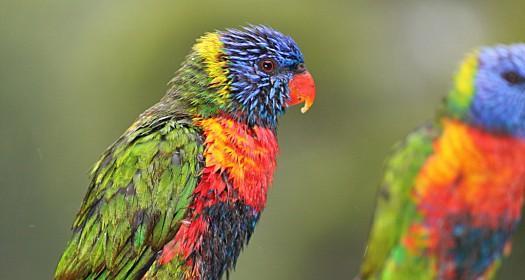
2;0;525;279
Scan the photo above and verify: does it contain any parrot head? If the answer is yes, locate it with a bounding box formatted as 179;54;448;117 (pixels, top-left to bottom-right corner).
171;25;315;128
446;44;525;137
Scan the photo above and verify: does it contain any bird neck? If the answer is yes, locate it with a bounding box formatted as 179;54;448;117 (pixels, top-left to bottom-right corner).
163;52;229;118
162;52;280;131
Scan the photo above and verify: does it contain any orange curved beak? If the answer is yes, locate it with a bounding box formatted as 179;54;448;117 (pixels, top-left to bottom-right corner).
287;71;316;113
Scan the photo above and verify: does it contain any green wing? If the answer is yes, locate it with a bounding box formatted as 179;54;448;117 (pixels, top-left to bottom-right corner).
359;124;438;280
55;115;203;280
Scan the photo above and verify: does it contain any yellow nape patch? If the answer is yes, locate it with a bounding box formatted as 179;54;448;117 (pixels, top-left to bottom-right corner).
194;33;230;103
451;51;479;108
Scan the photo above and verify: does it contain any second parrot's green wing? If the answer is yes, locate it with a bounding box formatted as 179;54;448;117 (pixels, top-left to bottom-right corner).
359;124;439;280
55;114;204;280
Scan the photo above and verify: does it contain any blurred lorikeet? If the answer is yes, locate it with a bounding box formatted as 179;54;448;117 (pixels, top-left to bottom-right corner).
358;44;525;280
54;25;315;280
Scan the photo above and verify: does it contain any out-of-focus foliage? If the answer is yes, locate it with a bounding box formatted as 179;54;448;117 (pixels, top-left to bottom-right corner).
1;0;524;279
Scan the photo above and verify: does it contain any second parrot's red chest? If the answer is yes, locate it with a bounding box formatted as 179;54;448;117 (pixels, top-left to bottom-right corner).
414;120;525;229
406;120;525;279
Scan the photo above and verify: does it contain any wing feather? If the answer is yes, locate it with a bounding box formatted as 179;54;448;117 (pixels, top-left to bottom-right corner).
55;117;204;280
359;124;438;279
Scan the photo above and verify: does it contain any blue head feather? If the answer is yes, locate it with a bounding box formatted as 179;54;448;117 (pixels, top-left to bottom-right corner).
220;25;305;128
469;44;525;137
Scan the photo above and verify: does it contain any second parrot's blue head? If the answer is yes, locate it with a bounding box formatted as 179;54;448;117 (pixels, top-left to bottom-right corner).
447;44;525;137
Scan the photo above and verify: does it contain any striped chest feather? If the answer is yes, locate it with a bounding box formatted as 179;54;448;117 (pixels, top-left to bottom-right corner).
159;116;278;279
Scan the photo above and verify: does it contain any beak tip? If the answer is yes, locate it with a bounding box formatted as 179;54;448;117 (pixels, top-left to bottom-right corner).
300;102;312;114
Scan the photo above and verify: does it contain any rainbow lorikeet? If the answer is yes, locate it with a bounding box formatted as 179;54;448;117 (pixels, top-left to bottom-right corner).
358;44;525;280
54;25;315;280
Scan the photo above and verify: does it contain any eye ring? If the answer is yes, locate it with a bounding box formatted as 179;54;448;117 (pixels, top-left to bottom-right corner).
258;58;277;74
296;63;306;73
502;71;525;85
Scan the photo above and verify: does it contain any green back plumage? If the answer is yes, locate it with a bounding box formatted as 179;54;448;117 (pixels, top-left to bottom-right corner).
359;124;438;280
55;106;204;279
55;30;218;280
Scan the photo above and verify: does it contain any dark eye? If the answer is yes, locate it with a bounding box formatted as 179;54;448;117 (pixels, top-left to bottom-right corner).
259;59;276;74
296;63;306;73
502;71;525;85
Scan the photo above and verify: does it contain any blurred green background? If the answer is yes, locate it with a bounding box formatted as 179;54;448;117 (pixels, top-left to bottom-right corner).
2;0;525;279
